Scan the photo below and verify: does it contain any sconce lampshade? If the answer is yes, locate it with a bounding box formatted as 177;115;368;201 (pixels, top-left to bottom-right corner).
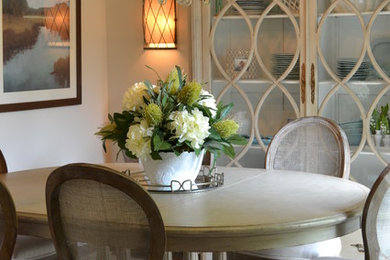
143;0;176;49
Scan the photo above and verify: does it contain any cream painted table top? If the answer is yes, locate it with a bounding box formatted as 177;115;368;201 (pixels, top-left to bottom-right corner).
0;163;369;252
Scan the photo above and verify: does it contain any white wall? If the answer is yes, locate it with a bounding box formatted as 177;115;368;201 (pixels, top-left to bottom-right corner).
0;0;193;170
0;0;108;171
105;0;192;162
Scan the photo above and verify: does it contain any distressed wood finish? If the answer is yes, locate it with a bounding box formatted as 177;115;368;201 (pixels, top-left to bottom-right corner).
314;165;390;260
0;181;17;260
362;164;390;260
0;164;370;253
46;163;166;259
0;148;56;259
241;116;350;259
192;0;390;166
265;116;351;179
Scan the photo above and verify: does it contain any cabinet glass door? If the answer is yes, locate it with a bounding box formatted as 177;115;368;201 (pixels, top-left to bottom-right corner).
208;0;303;167
315;0;390;185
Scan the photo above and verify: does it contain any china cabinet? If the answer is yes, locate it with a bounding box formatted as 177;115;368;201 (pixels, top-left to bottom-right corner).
191;0;390;175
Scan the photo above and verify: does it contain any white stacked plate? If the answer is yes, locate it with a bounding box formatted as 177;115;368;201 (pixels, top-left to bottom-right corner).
272;53;300;80
230;0;267;15
337;59;369;80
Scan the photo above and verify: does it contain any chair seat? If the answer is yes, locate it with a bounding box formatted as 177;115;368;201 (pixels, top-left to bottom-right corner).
12;235;56;260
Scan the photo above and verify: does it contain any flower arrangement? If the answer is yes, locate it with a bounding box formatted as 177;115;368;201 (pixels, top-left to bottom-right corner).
96;66;246;168
371;104;390;135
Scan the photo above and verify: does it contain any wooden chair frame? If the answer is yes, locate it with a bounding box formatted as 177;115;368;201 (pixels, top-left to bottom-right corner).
46;163;166;259
0;150;8;174
362;164;390;260
265;116;351;179
0;181;17;260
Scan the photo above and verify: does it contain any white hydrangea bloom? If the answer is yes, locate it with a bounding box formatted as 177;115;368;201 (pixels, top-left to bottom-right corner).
168;108;210;149
198;89;217;118
122;82;149;112
125;120;152;159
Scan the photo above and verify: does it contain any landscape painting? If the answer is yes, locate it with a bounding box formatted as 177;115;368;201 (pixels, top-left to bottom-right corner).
0;0;81;112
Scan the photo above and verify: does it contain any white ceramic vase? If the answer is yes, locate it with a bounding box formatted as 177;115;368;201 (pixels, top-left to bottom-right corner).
141;150;204;186
375;130;382;147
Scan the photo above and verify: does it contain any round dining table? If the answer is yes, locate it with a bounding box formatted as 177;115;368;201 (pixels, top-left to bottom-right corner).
0;163;369;253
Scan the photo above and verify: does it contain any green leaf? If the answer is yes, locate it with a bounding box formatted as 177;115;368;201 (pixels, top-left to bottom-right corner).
144;80;156;98
142;96;150;106
206;148;220;160
152;134;171;151
124;149;137;159
216;103;233;121
102;140;107;152
166;80;174;94
227;134;248;145
162;95;168;107
150;151;162;160
194;104;212;119
208;127;222;140
203;140;224;150
175;65;183;89
194;148;202;156
108;113;114;122
145;65;162;81
222;143;235;159
173;149;181;156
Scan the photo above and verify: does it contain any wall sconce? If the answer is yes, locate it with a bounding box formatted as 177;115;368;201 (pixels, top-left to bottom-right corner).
143;0;176;49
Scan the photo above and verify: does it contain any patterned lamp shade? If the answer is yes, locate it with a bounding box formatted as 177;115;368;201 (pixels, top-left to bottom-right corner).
144;0;176;49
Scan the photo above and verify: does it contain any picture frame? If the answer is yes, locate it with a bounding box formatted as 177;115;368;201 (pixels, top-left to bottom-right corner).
225;49;258;80
233;58;248;72
0;0;81;112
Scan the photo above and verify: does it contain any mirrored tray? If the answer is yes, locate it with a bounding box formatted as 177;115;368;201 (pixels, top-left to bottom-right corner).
121;166;224;193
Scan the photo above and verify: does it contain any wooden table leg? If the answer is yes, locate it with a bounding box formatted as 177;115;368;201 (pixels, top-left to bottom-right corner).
212;252;227;260
183;252;200;260
164;252;173;260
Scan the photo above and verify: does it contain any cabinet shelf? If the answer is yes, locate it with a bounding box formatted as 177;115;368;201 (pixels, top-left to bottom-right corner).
215;10;390;20
319;80;388;86
213;79;390;86
212;79;300;84
354;145;390;155
321;10;390;18
215;14;298;20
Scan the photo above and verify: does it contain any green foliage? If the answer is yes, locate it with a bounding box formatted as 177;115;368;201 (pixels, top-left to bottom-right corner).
95;65;248;164
3;0;28;16
371;104;390;135
215;103;233;121
381;104;390;135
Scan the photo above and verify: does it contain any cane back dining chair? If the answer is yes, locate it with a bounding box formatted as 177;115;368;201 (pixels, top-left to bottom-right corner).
46;163;166;259
234;116;351;260
265;116;350;179
0;149;57;260
314;164;390;260
0;180;17;260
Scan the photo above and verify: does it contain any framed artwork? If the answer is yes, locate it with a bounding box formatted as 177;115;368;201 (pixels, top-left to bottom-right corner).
0;0;81;112
233;58;248;72
224;49;258;80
